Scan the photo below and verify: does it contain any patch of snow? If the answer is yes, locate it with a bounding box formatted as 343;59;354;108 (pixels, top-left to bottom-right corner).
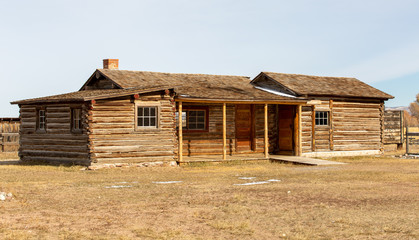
152;181;182;184
267;179;281;182
104;185;133;189
234;181;270;186
238;177;256;180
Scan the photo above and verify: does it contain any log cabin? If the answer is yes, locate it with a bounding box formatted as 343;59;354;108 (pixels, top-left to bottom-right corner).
11;59;393;166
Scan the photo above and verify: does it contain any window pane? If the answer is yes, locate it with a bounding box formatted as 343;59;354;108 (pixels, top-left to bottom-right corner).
197;111;205;117
197;123;205;129
138;117;143;126
138;107;143;116
150;117;156;126
150;107;156;116
144;117;149;126
144;107;149;116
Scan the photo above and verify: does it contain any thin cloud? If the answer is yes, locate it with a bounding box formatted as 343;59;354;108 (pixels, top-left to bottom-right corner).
334;41;419;83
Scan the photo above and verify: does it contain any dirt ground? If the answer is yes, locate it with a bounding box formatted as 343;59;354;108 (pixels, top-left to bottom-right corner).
0;154;418;239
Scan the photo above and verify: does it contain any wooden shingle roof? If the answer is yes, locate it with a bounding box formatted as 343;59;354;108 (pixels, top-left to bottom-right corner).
11;87;171;104
257;72;393;99
12;70;306;104
86;69;304;101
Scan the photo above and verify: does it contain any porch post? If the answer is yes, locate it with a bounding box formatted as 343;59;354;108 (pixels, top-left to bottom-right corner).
297;104;302;156
264;104;269;158
178;101;183;162
223;103;227;160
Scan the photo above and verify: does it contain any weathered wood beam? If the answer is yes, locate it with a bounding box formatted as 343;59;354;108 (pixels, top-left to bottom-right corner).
298;105;302;156
264;104;268;158
329;99;334;150
311;105;315;151
175;98;306;105
223;103;227;160
178;101;183;162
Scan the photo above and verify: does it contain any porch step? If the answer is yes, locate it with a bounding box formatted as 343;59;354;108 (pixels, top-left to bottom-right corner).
269;155;346;166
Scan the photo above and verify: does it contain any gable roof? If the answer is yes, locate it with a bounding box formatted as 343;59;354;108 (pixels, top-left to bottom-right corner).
255;72;393;100
12;69;306;105
83;69;304;101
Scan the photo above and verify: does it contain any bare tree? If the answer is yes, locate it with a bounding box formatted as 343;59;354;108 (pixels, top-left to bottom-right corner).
407;94;419;126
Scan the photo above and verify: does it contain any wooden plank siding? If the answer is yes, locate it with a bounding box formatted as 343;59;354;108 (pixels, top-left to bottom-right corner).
301;100;383;153
19;103;90;165
0;119;20;152
383;110;403;144
88;94;177;164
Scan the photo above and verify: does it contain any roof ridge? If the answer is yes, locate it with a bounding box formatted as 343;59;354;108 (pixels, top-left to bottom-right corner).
262;71;359;80
98;68;250;79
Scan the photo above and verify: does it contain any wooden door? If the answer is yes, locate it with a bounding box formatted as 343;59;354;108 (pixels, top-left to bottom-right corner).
235;104;254;152
278;106;294;154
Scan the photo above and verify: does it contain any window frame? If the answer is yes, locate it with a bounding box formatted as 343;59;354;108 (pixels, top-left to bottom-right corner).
71;108;83;133
36;107;46;132
315;111;329;126
176;106;209;132
135;101;161;131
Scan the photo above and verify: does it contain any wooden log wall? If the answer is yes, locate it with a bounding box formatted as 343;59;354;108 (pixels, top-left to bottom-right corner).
268;105;278;153
301;106;313;153
0;119;20;152
88;94;177;164
19;103;90;165
333;101;382;151
383;110;403;144
181;103;236;155
254;105;267;153
300;100;383;153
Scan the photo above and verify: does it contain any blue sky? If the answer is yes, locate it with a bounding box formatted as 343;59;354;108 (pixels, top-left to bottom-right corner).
1;0;419;116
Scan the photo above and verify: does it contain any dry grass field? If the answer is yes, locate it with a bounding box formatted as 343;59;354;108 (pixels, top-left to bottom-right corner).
0;153;418;239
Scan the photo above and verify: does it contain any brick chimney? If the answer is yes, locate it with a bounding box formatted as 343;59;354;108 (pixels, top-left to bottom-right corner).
103;59;119;70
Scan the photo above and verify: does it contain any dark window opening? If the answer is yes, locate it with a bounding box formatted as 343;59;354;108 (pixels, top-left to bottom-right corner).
315;111;329;126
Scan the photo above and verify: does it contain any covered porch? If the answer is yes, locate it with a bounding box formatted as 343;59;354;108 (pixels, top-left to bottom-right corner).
176;98;307;164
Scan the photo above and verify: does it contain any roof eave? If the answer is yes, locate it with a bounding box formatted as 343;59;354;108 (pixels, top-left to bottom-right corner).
175;96;308;104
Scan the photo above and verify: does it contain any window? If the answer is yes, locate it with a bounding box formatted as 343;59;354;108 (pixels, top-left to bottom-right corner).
187;110;206;130
176;107;208;131
315;111;329;126
37;109;46;131
137;106;158;128
71;108;82;132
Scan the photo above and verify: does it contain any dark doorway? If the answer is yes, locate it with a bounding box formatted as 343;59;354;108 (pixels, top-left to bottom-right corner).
278;105;295;155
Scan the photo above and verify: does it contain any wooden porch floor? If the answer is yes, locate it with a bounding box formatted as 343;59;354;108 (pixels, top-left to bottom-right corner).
179;153;268;165
179;154;345;166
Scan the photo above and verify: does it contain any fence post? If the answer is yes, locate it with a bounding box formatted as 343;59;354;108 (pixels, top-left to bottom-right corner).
406;126;409;155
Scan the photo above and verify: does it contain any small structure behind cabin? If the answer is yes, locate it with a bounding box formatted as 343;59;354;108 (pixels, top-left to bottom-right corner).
0;118;20;152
